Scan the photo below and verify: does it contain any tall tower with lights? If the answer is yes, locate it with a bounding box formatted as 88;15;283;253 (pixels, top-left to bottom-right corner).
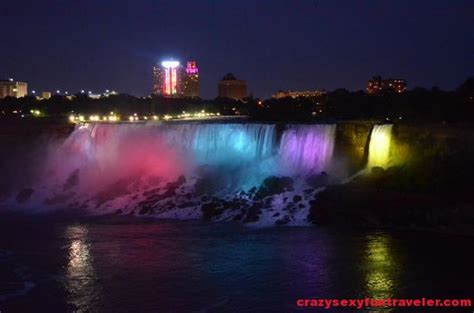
152;60;183;97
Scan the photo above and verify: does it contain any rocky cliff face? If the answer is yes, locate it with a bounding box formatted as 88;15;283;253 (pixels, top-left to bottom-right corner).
334;121;373;173
335;121;474;174
313;122;474;234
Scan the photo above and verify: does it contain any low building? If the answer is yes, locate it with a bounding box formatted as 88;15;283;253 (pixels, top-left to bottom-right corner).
273;90;325;99
41;91;52;100
0;79;28;98
218;73;247;100
367;76;407;94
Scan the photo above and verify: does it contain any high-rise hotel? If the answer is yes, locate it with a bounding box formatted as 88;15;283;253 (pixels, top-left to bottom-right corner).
183;61;199;98
152;60;200;98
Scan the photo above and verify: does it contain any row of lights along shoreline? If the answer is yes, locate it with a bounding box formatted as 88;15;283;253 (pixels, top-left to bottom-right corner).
68;110;224;124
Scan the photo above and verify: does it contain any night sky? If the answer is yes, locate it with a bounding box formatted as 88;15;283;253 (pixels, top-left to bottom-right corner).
1;0;473;99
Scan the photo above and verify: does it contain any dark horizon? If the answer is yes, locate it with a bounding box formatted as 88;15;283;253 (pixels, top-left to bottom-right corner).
1;0;473;98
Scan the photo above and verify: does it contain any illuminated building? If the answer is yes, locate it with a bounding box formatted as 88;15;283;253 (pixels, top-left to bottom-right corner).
41;91;52;99
367;76;407;94
273;90;325;99
183;61;200;98
0;79;28;98
153;60;184;97
152;64;164;95
218;73;247;100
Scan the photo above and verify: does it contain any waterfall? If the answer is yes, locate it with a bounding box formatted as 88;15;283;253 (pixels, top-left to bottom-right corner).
367;124;393;169
158;123;278;190
47;122;279;193
159;123;277;165
7;121;343;224
279;125;336;174
54;122;343;179
63;122;277;166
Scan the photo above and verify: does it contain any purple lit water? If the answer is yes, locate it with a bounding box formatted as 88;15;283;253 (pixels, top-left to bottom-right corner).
279;125;336;175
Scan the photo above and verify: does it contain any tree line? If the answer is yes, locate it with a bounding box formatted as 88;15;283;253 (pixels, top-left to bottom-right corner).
1;77;473;123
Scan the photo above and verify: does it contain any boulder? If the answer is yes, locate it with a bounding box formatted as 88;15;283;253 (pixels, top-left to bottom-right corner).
138;205;154;215
16;188;34;203
201;202;223;220
63;169;79;191
275;215;291;225
178;202;198;208
243;202;263;223
293;195;302;203
371;166;385;176
305;171;329;188
308;199;329;225
254;176;294;199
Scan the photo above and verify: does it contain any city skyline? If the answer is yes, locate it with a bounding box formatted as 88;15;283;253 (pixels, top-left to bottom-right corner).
1;0;473;99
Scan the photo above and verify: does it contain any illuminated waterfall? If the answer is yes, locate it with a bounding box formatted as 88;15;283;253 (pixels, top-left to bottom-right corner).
367;124;393;169
279;125;336;174
65;122;277;166
10;122;343;217
159;123;278;190
51;123;279;193
63;122;338;178
159;123;277;165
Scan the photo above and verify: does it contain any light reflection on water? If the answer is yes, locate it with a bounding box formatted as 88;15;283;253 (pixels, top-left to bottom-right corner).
3;219;473;313
64;225;100;312
364;234;397;311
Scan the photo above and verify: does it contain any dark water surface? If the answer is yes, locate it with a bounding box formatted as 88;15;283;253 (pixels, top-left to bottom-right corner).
0;215;473;313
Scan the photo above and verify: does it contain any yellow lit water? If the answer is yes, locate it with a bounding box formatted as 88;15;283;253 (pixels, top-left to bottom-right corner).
368;124;393;168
